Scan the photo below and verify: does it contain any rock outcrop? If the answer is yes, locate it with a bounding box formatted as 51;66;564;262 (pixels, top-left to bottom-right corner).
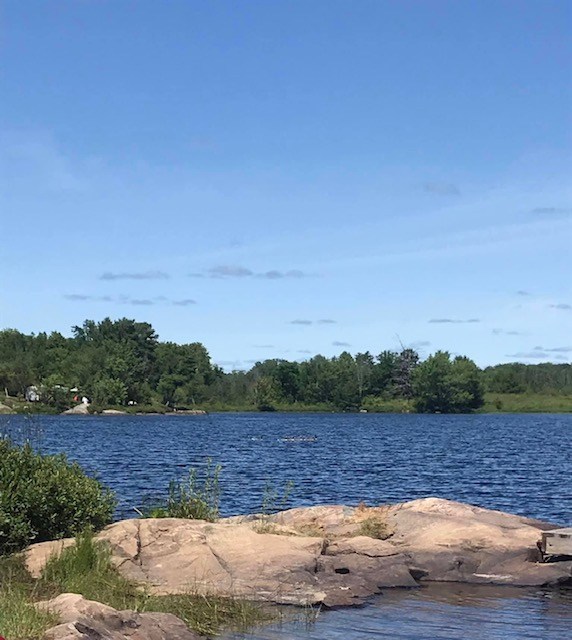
61;404;90;415
26;498;572;608
0;402;14;414
101;409;127;415
37;593;202;640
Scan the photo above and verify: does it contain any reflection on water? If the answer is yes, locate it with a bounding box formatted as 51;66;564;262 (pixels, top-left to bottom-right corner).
225;585;572;640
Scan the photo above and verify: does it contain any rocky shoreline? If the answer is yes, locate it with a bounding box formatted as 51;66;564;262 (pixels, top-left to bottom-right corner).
24;498;571;639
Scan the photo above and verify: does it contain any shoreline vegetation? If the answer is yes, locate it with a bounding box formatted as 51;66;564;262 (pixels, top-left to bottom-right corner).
3;392;572;415
1;317;571;416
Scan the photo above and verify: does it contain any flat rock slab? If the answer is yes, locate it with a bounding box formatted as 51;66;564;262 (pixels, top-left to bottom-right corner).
37;593;202;640
26;498;572;608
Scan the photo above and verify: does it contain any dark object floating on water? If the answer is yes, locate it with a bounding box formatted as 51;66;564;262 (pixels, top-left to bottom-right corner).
279;435;318;443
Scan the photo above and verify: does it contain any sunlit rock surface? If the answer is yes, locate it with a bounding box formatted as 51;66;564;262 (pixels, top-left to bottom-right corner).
26;498;572;608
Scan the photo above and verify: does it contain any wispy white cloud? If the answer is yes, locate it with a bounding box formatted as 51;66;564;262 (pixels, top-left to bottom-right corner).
172;299;196;306
64;294;196;307
531;206;572;215
492;329;524;336
549;303;571;310
429;318;480;324
195;265;313;280
100;271;170;281
423;182;460;196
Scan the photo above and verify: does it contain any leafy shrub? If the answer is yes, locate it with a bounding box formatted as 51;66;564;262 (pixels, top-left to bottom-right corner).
0;440;116;555
141;460;221;521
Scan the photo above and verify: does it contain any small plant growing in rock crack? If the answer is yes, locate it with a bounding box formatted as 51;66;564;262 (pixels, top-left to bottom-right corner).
357;516;393;540
254;480;294;534
137;459;221;521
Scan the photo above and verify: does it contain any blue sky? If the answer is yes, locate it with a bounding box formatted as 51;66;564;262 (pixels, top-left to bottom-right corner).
1;0;571;370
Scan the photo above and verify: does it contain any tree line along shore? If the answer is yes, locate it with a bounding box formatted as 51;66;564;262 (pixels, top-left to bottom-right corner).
1;317;571;415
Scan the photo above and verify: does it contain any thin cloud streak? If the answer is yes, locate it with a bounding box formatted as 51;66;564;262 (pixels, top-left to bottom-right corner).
100;271;170;281
410;340;431;348
506;351;550;359
428;318;480;324
549;303;572;310
172;299;197;306
423;182;460;196
290;319;313;325
531;206;572;215
64;294;197;307
332;341;351;347
208;265;253;278
193;265;313;279
130;299;154;306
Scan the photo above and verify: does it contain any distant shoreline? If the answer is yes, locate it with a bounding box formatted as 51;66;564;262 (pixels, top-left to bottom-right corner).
2;392;572;416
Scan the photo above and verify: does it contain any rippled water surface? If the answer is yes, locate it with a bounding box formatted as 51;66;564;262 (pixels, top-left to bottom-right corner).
2;412;571;639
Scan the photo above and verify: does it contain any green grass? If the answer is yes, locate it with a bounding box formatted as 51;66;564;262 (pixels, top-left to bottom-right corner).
483;392;572;413
37;530;143;609
137;593;274;637
0;555;58;640
360;397;415;413
0;587;58;640
0;532;274;639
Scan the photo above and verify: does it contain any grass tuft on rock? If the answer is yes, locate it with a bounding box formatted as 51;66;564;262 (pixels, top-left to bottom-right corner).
140;460;221;521
38;530;143;610
357;516;394;540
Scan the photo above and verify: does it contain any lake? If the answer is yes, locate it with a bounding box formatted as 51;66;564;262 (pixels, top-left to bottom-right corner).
1;412;571;639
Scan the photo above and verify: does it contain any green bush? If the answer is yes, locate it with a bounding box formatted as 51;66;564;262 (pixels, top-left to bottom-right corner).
0;440;116;555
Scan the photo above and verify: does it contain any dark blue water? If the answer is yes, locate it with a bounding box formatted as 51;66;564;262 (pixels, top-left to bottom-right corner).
2;412;571;639
2;412;570;524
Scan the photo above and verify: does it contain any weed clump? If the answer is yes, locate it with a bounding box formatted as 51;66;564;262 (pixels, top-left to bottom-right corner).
140;459;221;521
357;516;393;540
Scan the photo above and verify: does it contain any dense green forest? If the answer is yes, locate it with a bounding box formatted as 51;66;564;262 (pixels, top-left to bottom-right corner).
0;318;571;414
